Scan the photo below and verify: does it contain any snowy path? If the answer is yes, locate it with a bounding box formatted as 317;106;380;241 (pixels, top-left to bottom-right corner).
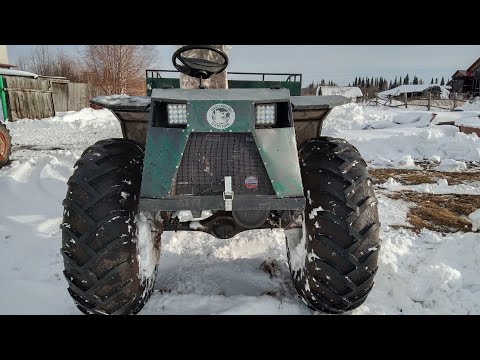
1;104;479;315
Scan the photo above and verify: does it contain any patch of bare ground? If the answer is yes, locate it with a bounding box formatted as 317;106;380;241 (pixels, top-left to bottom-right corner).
369;168;480;185
386;192;480;233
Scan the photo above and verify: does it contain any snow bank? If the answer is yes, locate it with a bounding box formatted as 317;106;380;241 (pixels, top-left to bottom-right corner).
354;229;480;314
434;159;467;172
458;99;480;111
469;210;480;232
327;125;480;164
324;103;396;130
316;86;362;98
382;177;480;195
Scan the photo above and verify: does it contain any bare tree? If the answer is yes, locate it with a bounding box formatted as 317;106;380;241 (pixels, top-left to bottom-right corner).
16;45;81;81
80;45;156;95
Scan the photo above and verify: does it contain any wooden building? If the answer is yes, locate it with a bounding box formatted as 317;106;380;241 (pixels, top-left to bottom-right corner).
448;57;480;96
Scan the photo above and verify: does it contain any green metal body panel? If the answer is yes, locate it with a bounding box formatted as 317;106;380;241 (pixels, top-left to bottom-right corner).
253;128;303;197
0;76;8;122
140;127;189;198
146;78;301;96
228;80;301;96
146;78;180;95
140;88;304;201
188;100;253;132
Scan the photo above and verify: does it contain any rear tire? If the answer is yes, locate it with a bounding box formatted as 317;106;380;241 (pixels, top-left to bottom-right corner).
287;137;380;314
61;138;159;315
0;122;11;168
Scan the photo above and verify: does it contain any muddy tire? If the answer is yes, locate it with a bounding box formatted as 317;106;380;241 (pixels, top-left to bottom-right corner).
61;139;159;315
0;122;11;168
287;137;380;314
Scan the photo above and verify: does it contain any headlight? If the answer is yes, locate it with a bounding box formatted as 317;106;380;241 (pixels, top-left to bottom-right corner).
256;104;276;126
167;104;187;125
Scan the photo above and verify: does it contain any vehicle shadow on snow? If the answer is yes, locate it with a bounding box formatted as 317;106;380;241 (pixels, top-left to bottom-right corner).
142;230;314;315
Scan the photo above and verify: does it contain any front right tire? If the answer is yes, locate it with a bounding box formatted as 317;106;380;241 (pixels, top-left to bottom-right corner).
287;137;380;314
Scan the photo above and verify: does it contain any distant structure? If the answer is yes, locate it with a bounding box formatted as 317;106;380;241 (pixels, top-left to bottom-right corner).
448;57;480;97
316;86;363;101
0;45;16;69
378;84;450;100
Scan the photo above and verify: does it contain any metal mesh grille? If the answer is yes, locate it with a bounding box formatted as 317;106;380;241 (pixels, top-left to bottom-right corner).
174;133;275;196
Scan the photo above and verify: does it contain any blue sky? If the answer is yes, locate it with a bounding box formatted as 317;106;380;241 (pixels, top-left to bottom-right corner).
7;45;480;86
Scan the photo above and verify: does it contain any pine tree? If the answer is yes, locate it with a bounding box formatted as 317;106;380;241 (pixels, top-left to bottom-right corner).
440;77;445;86
431;78;434;84
435;78;438;84
320;79;325;86
413;75;418;85
389;80;393;89
404;74;409;85
399;76;403;86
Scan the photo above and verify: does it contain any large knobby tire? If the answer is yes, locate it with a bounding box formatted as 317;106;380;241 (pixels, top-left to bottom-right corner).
0;122;11;168
61;138;158;315
287;137;380;314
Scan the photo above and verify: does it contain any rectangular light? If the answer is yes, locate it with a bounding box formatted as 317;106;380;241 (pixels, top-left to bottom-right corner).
167;104;187;125
256;104;276;126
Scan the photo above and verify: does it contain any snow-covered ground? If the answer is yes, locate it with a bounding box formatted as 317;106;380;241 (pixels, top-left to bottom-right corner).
1;101;480;315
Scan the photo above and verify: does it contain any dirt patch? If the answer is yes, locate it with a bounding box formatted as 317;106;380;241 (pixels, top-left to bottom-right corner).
370;168;480;186
387;191;480;233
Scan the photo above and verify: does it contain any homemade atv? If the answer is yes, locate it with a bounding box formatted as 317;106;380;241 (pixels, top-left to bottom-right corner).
0;122;11;168
61;45;380;315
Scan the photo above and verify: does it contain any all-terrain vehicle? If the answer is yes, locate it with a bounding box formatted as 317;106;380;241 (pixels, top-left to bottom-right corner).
61;46;380;315
0;122;10;168
0;75;11;168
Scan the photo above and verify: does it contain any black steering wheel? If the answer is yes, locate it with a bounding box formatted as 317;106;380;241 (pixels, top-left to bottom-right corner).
172;45;229;80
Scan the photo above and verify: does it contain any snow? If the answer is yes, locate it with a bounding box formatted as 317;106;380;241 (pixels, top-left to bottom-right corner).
1;105;480;314
381;177;480;195
378;84;451;100
135;212;160;283
468;210;480;232
0;68;39;78
316;86;363;98
434;159;467;172
175;210;213;222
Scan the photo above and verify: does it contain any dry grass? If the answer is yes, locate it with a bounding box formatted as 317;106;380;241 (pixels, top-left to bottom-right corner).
387;192;480;233
370;168;480;186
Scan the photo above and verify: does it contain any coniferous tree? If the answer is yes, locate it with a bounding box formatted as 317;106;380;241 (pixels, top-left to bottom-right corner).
440;77;445;86
399;76;403;86
431;78;434;84
404;74;409;85
435;78;438;84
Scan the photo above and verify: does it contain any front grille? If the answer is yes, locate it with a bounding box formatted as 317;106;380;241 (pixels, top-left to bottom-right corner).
174;133;275;196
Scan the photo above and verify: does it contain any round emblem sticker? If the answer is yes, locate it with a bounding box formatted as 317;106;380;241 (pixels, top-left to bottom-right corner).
244;176;258;189
206;104;235;130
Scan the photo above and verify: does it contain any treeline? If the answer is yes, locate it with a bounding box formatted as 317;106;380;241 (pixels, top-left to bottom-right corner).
348;74;447;91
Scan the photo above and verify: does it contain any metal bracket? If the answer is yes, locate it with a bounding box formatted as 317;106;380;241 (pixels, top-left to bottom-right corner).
223;176;234;211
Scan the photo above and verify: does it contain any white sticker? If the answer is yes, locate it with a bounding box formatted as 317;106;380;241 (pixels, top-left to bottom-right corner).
206;104;235;130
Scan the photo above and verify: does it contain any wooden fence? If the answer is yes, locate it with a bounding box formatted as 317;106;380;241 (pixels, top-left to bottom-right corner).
359;93;468;111
2;75;103;120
